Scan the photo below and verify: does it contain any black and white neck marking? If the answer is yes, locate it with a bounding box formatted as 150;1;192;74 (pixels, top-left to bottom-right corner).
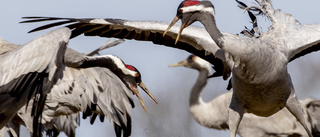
80;54;138;77
103;55;137;77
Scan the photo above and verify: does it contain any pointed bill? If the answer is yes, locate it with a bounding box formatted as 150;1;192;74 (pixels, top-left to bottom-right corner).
129;83;147;112
133;87;147;112
139;81;158;104
168;60;188;67
163;16;180;37
175;24;184;45
175;21;190;45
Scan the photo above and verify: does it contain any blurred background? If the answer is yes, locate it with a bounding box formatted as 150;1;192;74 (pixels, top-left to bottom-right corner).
1;0;320;136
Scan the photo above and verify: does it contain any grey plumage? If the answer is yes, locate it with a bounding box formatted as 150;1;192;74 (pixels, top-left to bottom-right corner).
0;27;71;136
2;39;156;137
164;1;320;137
20;16;227;79
15;67;135;137
19;1;320;137
170;55;320;137
45;114;80;137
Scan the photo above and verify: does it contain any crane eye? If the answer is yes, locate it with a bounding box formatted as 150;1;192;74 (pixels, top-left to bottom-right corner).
179;9;183;13
135;72;139;77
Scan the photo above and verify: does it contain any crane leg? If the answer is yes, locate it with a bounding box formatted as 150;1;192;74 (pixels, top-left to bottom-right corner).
286;91;313;137
228;97;244;137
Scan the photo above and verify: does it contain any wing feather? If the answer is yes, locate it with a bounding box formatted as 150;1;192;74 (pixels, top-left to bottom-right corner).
46;114;80;137
89;67;133;136
278;21;320;61
21;17;227;78
0;27;71;134
257;9;320;62
41;67;134;136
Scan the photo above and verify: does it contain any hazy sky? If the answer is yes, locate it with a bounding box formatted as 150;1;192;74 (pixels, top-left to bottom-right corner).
1;0;320;137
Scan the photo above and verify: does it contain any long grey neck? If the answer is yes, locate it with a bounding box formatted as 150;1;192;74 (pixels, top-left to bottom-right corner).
65;48;116;70
199;13;224;47
189;69;209;106
64;48;123;78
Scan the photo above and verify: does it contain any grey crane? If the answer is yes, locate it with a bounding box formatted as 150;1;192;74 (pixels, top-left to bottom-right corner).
57;41;158;113
0;39;157;137
169;55;320;137
19;1;320;136
0;27;71;136
14;65;149;137
163;0;320;137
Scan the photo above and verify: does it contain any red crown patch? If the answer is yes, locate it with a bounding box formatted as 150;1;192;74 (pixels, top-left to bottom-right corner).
182;0;200;7
125;64;135;71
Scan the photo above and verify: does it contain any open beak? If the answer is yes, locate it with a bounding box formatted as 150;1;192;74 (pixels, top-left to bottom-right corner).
163;16;179;37
138;81;158;104
168;59;188;67
131;85;147;112
163;16;184;45
131;81;158;112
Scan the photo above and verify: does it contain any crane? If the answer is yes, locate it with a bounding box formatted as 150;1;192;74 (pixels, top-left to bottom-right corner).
0;27;71;136
19;1;320;136
14;66;148;137
163;1;320;137
0;38;156;137
169;55;320;137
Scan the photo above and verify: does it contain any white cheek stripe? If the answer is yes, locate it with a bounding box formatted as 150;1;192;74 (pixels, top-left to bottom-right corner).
105;55;137;76
180;5;215;17
194;56;212;74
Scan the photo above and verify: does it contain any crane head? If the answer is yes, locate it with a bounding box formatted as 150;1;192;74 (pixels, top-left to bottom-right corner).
124;64;158;112
163;0;215;44
169;55;212;73
104;54;158;112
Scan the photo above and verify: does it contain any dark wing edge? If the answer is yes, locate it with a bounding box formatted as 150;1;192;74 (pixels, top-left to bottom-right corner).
21;17;225;78
32;41;68;137
289;41;320;62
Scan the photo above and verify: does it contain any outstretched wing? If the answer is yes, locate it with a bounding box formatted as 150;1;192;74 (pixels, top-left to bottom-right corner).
240;1;320;62
269;11;320;62
0;27;70;134
87;67;134;137
43;66;135;137
21;17;226;78
284;22;320;62
235;0;320;62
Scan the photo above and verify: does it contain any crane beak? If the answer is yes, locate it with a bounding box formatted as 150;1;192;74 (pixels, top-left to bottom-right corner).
131;81;158;112
163;16;182;45
163;16;179;37
138;81;158;104
168;59;188;67
130;85;147;112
